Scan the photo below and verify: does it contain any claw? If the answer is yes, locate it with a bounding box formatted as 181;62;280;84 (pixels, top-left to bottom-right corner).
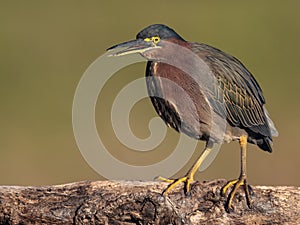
156;146;213;196
222;177;252;212
221;179;242;196
155;176;175;183
157;176;192;195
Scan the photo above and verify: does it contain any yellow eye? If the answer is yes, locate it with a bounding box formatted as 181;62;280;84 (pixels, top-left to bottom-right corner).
152;36;160;44
144;36;160;44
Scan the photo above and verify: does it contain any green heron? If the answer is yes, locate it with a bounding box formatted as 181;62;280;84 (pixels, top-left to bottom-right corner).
108;24;278;211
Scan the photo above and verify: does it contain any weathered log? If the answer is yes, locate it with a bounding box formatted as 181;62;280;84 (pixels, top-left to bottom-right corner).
0;179;299;224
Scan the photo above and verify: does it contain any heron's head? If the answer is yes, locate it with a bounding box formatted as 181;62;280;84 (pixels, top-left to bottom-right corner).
107;24;186;60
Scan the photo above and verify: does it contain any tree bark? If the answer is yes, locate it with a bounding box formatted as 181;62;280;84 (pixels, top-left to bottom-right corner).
0;179;299;224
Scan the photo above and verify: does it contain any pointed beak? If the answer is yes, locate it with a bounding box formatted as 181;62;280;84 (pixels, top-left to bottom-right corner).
107;39;160;56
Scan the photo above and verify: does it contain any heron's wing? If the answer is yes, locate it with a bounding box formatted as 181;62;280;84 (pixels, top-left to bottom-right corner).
192;43;271;138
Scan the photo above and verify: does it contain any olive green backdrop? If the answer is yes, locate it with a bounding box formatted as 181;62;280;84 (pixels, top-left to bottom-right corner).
1;1;299;186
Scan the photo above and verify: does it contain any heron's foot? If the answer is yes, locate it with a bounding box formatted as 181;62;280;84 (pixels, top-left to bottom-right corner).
156;175;194;196
221;176;252;212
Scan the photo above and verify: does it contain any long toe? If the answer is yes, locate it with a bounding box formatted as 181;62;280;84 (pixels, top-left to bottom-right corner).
161;177;188;195
224;177;252;212
157;175;196;196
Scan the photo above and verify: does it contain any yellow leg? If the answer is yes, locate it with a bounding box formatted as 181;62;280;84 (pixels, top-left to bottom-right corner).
157;145;213;195
221;135;252;212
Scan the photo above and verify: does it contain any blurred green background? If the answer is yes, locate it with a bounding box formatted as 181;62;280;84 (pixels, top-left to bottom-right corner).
1;1;299;187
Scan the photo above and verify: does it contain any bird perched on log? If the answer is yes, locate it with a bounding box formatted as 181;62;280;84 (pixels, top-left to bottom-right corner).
108;24;278;211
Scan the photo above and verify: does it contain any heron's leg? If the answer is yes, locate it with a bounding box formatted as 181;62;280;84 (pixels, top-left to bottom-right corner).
221;135;252;211
157;143;213;195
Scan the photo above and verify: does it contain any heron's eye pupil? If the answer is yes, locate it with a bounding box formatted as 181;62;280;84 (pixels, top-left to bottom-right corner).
152;36;160;44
